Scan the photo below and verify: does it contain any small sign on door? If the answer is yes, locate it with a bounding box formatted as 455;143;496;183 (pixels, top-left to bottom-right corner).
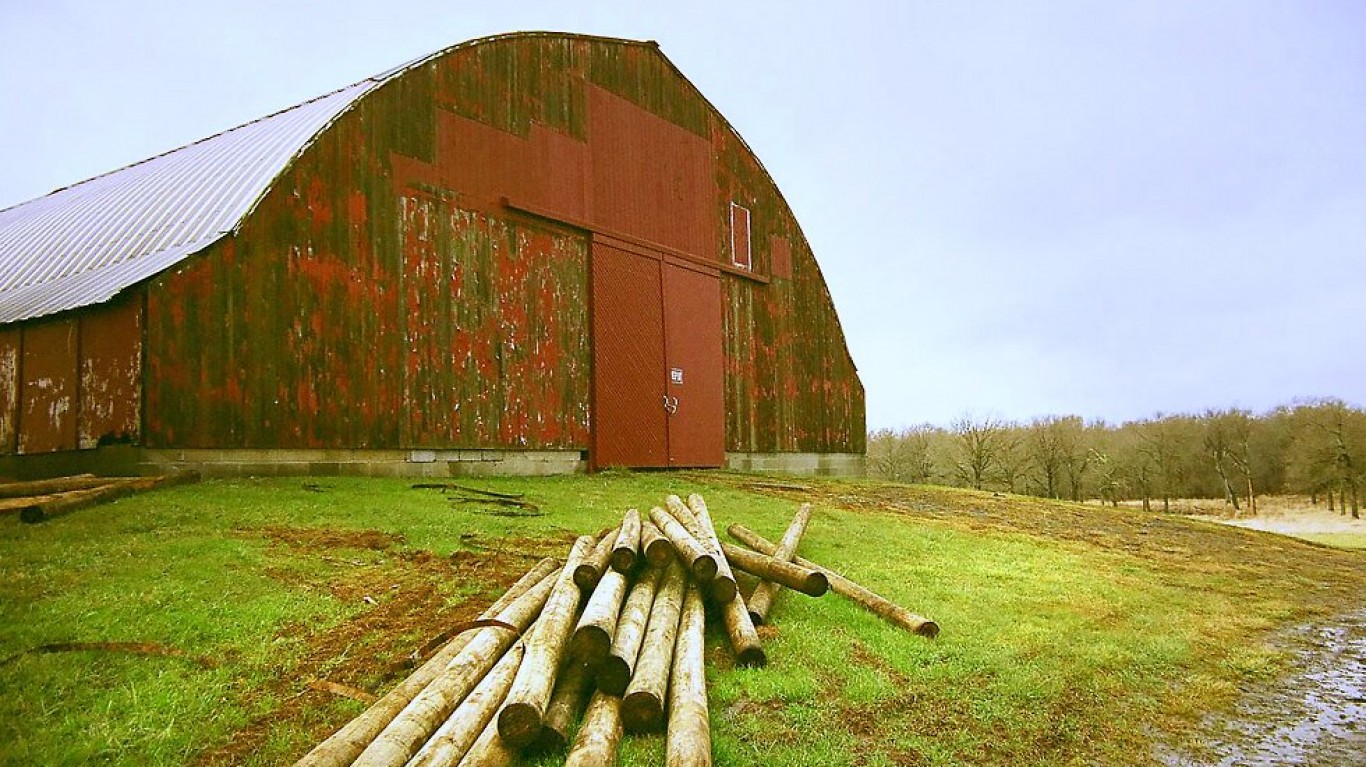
670;367;684;385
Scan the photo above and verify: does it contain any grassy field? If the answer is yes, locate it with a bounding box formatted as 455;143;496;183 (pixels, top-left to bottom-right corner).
1;473;1362;766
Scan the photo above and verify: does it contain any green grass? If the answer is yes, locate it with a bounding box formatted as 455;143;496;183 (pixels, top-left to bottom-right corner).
2;473;1362;766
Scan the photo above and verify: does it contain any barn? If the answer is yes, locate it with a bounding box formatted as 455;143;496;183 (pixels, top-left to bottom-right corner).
0;32;864;479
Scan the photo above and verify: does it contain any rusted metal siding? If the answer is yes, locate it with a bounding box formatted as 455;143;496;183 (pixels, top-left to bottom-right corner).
0;328;18;454
140;34;862;457
77;295;142;448
713;118;865;454
18;319;79;454
145;51;590;451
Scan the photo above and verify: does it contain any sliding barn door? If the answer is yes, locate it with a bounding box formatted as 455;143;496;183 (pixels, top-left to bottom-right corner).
590;239;724;469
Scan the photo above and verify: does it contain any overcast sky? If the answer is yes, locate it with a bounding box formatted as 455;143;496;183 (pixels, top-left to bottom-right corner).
2;0;1363;431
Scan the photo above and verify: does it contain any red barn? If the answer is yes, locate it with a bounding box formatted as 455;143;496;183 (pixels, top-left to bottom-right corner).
0;33;864;478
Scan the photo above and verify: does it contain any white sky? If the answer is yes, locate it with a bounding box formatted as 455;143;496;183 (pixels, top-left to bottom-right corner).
2;0;1363;430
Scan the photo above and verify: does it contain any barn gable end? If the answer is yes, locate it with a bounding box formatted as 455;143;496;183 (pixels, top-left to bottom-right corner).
0;33;864;479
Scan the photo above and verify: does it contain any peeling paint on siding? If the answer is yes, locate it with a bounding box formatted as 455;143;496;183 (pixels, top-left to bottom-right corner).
130;34;862;457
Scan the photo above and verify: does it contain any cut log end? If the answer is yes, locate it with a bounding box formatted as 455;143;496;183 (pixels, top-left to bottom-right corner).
643;539;673;566
597;656;631;697
569;626;611;665
609;549;636;574
803;572;830;597
572;564;601;592
18;506;43;524
689;555;718;583
496;701;544;749
736;646;768;668
620;691;664;733
747;608;764;627
916;620;941;639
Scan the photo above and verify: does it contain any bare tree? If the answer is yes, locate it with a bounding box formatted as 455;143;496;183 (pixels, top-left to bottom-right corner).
867;425;940;484
1203;410;1242;513
1025;415;1090;500
1290;400;1364;519
951;415;1011;491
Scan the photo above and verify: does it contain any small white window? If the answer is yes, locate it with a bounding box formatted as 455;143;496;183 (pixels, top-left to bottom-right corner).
730;202;751;270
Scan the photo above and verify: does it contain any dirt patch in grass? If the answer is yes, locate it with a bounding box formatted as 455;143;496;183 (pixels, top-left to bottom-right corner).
254;524;405;552
190;527;575;767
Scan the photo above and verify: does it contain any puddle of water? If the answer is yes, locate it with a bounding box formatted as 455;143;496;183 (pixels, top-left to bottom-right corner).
1157;610;1366;766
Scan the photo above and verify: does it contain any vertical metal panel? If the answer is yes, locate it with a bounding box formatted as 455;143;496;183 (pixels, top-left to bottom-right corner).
588;84;718;258
663;262;725;467
591;241;667;467
78;295;143;448
0;327;19;454
770;234;792;280
18;319;78;454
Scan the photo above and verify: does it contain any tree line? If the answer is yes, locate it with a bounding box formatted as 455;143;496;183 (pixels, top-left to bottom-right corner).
867;398;1365;518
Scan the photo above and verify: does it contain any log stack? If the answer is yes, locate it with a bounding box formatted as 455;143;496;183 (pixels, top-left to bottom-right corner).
293;493;937;767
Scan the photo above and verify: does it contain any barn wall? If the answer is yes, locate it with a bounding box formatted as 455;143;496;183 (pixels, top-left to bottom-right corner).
143;35;862;456
0;292;144;458
0;327;20;454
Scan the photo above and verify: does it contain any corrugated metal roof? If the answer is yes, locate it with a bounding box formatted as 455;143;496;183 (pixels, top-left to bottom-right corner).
0;80;378;324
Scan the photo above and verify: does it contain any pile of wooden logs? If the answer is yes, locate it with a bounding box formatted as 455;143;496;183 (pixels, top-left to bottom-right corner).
0;473;198;523
294;494;937;767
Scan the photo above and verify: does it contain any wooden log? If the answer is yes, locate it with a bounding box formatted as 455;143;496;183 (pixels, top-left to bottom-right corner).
728;525;940;638
719;591;766;667
350;560;564;767
564;690;624;767
647;506;717;583
0;473;100;499
534;658;594;753
718;541;828;597
666;582;711;767
497;534;599;749
406;641;525;767
569;566;629;666
744;503;814;625
610;508;642;574
16;473;199;523
572;527;620;592
597;563;664;696
621;558;687;732
673;494;737;603
453;716;516;767
639;519;674;566
293;558;558;767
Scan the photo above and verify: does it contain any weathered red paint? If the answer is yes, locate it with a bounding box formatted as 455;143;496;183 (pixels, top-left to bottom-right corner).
587;84;718;258
18;318;78;454
115;34;863;461
78;295;142;449
0;327;19;454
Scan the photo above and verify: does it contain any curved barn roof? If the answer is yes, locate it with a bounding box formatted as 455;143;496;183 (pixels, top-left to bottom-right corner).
0;79;383;324
0;33;783;326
